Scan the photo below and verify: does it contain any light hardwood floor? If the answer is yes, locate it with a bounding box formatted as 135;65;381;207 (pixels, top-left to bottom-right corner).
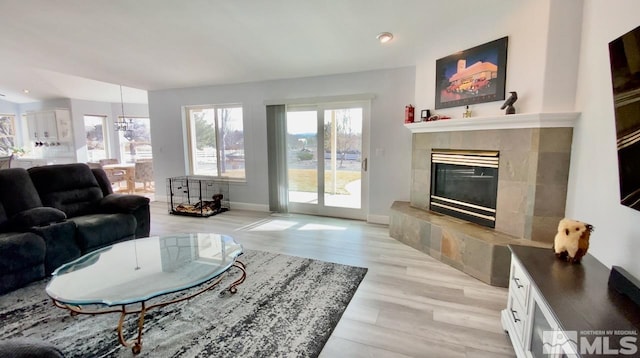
150;202;516;357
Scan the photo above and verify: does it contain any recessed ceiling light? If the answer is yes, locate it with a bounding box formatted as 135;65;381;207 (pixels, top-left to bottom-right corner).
376;32;394;44
23;89;30;94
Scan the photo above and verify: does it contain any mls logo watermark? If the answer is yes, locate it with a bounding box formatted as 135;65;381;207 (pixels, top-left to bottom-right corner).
543;330;638;356
543;330;578;356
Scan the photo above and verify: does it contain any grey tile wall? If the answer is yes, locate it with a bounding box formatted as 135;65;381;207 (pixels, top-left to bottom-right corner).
410;127;573;243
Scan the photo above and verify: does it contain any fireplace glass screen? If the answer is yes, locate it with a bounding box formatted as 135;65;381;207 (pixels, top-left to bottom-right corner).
430;150;499;227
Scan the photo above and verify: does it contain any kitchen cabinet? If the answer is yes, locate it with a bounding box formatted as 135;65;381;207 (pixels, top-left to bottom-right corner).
26;109;72;143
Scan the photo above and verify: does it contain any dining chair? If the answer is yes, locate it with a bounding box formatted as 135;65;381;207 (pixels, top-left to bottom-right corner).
134;160;154;192
99;159;126;190
99;158;120;166
0;156;12;169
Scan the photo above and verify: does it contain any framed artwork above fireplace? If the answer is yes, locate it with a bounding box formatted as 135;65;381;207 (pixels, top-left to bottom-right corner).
435;37;508;109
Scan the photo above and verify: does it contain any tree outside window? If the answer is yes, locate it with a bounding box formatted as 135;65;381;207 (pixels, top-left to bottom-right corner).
187;105;245;179
118;117;152;163
0;115;16;156
84;115;107;162
323;108;362;168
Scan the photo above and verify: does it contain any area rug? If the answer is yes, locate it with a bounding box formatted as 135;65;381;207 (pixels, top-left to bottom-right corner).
0;249;367;357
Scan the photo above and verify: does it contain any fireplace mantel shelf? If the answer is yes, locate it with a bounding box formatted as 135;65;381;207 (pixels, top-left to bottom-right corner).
404;112;580;133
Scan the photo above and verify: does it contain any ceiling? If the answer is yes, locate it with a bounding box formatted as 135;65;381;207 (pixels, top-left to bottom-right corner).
0;0;505;104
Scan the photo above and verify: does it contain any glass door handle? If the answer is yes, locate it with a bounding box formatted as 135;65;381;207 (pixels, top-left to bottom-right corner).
362;158;368;172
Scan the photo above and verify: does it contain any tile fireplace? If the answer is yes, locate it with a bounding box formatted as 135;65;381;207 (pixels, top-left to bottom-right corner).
412;125;575;242
390;113;579;286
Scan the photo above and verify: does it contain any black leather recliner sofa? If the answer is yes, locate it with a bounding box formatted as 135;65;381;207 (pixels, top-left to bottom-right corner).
0;163;150;294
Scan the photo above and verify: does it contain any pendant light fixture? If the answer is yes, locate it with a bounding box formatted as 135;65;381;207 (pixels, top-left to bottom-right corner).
115;85;132;131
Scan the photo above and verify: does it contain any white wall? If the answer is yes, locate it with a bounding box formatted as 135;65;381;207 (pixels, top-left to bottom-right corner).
0;98;18;114
19;99;72;114
567;0;640;278
414;0;583;117
415;0;553;117
148;67;415;217
541;0;583;111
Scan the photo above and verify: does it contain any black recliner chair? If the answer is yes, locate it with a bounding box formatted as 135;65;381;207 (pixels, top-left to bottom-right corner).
0;168;63;294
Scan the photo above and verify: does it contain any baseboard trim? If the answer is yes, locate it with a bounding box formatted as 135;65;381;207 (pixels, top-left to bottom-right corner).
231;202;269;212
152;197;268;213
153;197;380;218
367;214;389;225
153;195;168;203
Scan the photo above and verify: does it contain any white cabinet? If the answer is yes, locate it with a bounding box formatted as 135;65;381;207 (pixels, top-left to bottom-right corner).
502;253;576;357
26;109;72;143
503;257;531;350
54;109;72;142
502;245;639;358
26;111;54;142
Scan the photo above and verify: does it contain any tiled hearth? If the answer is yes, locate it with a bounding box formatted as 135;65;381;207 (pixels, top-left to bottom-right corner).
390;201;549;286
389;112;579;286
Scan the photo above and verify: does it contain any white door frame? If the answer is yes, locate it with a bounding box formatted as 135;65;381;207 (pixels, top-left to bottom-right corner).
287;100;370;220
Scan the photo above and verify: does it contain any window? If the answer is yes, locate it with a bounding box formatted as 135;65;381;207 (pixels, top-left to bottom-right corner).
186;105;245;179
84;115;108;162
0;115;16;156
117;117;152;163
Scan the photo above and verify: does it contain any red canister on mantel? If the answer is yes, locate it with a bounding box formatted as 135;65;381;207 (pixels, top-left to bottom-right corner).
404;104;415;123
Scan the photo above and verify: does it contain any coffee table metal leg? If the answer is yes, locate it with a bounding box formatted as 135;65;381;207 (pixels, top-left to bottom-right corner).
228;260;247;294
117;302;146;355
51;258;246;354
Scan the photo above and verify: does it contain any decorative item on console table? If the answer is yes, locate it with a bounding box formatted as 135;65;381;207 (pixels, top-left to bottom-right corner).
608;266;640;307
553;218;594;263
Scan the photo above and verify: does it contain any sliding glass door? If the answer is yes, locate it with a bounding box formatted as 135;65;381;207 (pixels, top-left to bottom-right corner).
286;108;319;205
286;102;369;220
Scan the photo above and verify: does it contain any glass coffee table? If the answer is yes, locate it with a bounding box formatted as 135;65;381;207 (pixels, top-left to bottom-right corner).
46;233;246;354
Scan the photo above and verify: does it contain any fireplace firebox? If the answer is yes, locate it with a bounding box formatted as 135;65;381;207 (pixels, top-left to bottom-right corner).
430;149;499;228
